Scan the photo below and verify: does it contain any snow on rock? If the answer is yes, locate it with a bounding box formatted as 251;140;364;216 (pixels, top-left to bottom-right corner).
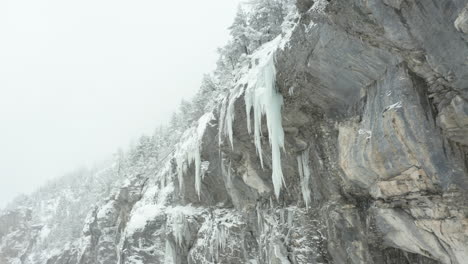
96;202;115;220
39;225;51;241
126;183;174;236
126;204;164;235
166;205;203;247
309;0;328;14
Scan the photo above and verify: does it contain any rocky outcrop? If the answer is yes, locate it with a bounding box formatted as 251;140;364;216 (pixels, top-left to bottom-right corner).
0;208;35;264
1;0;468;263
273;0;468;263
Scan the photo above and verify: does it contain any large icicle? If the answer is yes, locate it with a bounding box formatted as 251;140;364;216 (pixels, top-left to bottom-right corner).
175;112;214;197
220;84;245;148
244;39;285;198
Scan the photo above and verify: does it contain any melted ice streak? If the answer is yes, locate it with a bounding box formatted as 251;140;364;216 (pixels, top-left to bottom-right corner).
297;150;312;208
222;35;289;199
175;112;214;197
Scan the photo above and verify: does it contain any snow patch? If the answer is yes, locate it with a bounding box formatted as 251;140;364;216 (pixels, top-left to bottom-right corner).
96;202;115;219
125;183;174;235
358;129;372;140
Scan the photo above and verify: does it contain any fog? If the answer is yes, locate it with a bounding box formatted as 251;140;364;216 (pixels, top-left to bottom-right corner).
0;0;241;208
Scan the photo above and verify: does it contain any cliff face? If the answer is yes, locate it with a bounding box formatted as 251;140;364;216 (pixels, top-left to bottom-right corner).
2;0;468;263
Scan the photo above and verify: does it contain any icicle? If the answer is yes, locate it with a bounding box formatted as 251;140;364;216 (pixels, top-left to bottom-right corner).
287;209;293;227
297;150;312;208
256;206;264;233
211;224;229;261
223;86;244;148
175;112;214;198
164;240;174;264
172;211;190;248
193;143;202;199
218;97;228;147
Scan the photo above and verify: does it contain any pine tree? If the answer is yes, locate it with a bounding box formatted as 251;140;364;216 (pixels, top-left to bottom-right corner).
229;6;250;55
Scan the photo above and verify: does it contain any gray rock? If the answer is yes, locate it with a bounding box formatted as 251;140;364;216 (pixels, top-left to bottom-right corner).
437;95;468;145
2;1;468;264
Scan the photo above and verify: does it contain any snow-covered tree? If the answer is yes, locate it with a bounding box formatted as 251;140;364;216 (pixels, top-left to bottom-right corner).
247;0;289;47
229;6;251;55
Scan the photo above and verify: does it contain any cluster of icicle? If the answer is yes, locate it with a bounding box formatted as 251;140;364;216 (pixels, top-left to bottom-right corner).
175;9;301;200
220;35;287;199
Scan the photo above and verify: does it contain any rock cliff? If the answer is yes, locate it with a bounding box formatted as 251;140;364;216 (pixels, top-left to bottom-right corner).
1;0;468;263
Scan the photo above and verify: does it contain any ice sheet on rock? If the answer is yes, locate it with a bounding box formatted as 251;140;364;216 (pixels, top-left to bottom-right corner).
297;150;312;208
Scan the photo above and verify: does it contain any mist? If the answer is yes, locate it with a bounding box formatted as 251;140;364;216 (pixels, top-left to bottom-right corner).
0;0;241;208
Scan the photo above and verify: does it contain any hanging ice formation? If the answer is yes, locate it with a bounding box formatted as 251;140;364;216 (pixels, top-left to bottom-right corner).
175;112;214;197
222;35;287;199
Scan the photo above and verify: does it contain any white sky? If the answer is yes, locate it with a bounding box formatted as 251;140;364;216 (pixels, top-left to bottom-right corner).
0;0;241;208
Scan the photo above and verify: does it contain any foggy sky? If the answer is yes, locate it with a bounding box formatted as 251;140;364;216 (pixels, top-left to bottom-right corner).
0;0;241;208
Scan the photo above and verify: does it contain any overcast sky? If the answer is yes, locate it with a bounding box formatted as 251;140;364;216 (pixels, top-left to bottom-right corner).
0;0;241;208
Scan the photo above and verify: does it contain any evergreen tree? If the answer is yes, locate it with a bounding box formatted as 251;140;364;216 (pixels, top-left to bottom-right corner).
247;0;288;47
229;6;250;56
